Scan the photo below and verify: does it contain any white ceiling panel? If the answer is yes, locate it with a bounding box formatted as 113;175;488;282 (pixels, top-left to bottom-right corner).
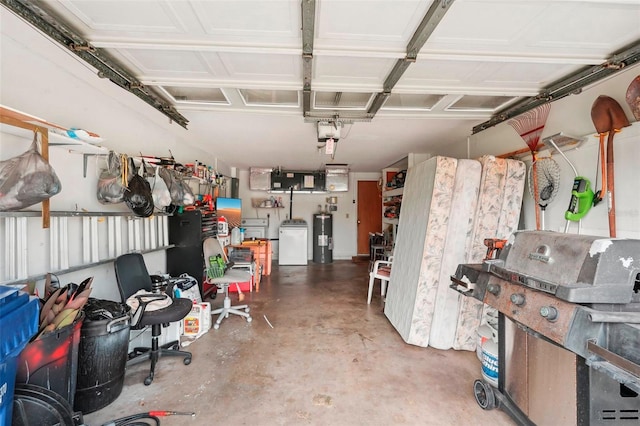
4;0;640;172
58;0;185;33
191;0;301;43
313;56;395;89
426;1;545;48
400;59;584;95
218;53;302;82
527;2;640;51
424;1;639;58
118;49;213;77
315;0;431;50
239;89;299;107
480;62;582;88
399;59;487;87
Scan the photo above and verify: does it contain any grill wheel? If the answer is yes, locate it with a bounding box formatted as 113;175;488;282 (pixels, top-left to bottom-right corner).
474;379;496;410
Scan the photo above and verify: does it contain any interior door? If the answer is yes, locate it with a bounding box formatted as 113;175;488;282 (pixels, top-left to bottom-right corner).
357;180;382;255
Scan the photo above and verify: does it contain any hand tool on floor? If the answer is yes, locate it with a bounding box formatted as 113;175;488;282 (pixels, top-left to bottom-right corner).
590;95;631;237
508;103;551;230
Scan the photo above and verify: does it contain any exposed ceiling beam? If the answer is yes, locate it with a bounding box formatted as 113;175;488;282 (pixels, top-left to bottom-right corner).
0;0;189;128
301;0;315;117
368;0;456;116
473;39;640;133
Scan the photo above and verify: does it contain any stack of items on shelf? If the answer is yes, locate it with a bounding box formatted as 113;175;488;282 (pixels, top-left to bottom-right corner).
384;155;525;351
385;169;406;190
383;195;402;219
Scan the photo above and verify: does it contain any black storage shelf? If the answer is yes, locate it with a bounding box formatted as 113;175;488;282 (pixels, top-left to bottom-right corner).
166;209;217;294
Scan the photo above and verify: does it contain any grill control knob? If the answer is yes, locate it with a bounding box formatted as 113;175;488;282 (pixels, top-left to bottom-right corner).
487;283;501;296
540;306;558;322
510;293;526;306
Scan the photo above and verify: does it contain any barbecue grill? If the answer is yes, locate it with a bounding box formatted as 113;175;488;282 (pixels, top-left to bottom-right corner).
451;230;640;425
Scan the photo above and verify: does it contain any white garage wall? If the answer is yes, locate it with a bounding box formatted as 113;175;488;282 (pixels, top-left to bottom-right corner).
0;10;228;300
0;128;168;301
440;64;640;239
238;169;382;260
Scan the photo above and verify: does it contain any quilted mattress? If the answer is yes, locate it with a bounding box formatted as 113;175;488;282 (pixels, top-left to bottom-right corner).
452;156;526;351
383;155;525;350
383;156;456;346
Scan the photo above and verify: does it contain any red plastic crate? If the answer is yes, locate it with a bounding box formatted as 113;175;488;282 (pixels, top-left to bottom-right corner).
228;280;252;293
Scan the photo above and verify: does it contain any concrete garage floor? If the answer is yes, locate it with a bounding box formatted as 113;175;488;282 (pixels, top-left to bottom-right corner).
84;260;514;426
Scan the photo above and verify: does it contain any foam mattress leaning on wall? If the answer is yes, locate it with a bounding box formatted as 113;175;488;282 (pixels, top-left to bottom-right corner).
383;155;526;350
451;156;526;351
383;156;467;347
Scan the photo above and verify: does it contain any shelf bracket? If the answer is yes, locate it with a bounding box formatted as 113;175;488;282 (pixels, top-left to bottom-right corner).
83;154;90;178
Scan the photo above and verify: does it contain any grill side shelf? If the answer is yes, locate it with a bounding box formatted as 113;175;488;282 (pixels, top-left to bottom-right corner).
587;339;640;394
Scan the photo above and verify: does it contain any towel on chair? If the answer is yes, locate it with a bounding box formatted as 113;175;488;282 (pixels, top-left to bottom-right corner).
126;290;173;312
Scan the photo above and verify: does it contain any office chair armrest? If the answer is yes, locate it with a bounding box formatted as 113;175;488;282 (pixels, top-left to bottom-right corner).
130;293;170;327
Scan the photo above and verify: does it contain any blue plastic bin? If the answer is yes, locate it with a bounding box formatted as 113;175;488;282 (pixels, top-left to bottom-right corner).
0;285;40;425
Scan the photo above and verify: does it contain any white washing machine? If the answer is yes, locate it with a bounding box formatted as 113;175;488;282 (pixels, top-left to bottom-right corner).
278;219;308;265
241;217;269;239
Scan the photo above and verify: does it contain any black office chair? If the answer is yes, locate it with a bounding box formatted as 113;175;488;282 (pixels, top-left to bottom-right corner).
114;252;193;385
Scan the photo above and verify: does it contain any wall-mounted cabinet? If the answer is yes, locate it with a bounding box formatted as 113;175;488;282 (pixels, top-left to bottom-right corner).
270;170;326;192
249;167;272;191
250;166;349;192
325;165;349;192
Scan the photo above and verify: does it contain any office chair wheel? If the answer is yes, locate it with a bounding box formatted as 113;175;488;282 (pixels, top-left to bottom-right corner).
144;376;153;386
213;323;220;330
245;307;250;313
246;316;252;323
183;356;192;365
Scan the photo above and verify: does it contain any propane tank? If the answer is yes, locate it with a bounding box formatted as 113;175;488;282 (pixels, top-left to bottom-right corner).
480;323;499;387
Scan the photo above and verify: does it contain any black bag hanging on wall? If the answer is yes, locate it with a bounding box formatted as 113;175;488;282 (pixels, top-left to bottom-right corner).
123;158;154;217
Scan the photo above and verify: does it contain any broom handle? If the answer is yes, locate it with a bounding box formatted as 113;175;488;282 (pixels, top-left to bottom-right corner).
531;153;541;230
606;130;617;238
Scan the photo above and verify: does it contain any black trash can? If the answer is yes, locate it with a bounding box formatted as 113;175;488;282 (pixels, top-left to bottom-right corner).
73;298;130;414
16;312;84;407
12;384;83;426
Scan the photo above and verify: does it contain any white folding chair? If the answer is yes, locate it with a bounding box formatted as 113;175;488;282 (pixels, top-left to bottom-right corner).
367;256;393;304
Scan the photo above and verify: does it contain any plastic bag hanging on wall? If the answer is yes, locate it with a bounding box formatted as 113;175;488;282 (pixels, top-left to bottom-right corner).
97;151;126;204
123;158;154;217
0;131;61;211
